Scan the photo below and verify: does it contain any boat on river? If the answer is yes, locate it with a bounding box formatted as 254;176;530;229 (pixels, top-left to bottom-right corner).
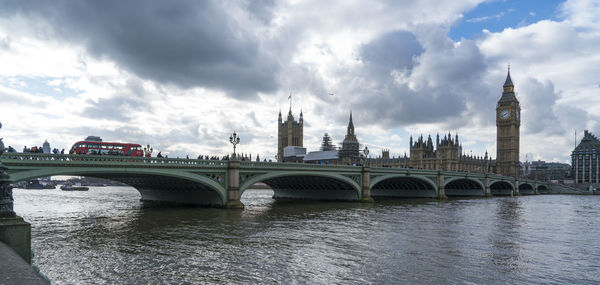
25;180;44;190
60;183;89;191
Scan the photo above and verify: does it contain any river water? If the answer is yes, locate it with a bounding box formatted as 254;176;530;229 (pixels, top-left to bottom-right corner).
12;186;600;284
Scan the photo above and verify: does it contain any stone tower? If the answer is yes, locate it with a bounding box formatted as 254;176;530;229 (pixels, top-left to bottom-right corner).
277;108;303;162
339;111;360;165
496;67;521;177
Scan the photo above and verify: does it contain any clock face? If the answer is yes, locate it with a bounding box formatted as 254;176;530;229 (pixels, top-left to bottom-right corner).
500;109;510;119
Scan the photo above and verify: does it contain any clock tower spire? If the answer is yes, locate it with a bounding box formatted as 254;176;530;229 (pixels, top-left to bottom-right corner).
496;66;521;178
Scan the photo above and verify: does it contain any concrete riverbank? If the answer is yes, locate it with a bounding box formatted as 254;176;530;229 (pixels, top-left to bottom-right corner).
0;241;49;284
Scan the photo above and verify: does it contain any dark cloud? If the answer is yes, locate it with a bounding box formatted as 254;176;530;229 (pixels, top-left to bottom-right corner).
339;30;489;128
360;31;423;76
1;0;280;98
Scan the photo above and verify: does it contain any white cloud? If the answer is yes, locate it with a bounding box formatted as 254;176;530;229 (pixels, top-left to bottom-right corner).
0;0;598;165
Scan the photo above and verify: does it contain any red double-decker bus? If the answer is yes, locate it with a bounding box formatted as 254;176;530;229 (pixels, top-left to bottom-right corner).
69;136;144;156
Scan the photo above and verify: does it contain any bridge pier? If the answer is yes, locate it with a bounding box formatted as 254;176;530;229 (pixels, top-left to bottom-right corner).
225;160;244;209
534;181;540;195
484;176;493;197
0;152;32;264
514;178;520;196
361;167;374;203
438;171;447;199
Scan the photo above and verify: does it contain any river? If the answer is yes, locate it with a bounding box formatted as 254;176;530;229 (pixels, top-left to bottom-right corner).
12;186;600;284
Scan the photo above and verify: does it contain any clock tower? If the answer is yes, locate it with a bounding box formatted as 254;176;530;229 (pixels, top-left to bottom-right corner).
496;67;521;177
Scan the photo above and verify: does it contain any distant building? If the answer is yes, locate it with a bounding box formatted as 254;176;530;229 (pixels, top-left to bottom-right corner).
303;150;338;164
571;130;600;184
42;140;51;154
282;146;306;163
338;112;361;165
522;160;571;181
320;133;336;151
277;108;303;162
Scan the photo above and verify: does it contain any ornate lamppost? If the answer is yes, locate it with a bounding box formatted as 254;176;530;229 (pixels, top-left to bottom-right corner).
229;131;240;159
0;121;15;217
363;146;369;167
143;144;153;158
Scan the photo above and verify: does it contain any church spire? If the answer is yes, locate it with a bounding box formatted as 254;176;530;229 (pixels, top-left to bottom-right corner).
347;111;354;136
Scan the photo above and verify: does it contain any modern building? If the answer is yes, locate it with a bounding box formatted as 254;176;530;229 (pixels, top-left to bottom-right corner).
42;140;51;154
522;160;571;181
277;108;303;162
571;130;600;184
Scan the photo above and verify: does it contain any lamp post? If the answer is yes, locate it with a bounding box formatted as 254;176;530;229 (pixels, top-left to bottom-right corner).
143;144;153;158
363;146;369;166
229;131;240;159
0;121;15;218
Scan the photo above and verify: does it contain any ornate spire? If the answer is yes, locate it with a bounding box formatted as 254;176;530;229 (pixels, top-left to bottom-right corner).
347;111;354;136
503;65;514;93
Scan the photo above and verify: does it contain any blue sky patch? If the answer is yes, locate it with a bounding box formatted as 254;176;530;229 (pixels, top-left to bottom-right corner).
449;0;564;41
0;76;79;100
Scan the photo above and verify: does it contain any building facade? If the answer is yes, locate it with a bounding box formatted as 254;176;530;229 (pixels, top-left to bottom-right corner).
496;69;521;177
571;130;600;184
408;133;493;172
277;108;303;162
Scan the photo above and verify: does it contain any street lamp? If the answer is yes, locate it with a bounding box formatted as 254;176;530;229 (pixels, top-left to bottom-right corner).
143;144;153;157
363;146;369;166
230;131;240;159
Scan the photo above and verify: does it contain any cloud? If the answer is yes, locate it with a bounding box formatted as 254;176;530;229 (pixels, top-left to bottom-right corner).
0;0;281;98
1;0;599;164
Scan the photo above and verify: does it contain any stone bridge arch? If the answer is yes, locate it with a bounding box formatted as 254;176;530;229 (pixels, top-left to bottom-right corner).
490;180;515;196
518;182;535;195
537;184;549;194
444;177;485;197
239;171;362;201
8;167;227;207
370;174;438;198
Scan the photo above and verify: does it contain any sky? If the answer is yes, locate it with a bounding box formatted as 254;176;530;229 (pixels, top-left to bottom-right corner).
0;0;599;163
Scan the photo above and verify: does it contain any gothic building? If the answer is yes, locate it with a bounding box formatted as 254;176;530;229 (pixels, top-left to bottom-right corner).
275;68;521;177
408;133;493;172
496;68;521;177
338;112;361;165
277;108;303;162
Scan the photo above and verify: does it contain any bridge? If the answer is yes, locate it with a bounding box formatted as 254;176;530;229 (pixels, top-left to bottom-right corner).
1;153;549;209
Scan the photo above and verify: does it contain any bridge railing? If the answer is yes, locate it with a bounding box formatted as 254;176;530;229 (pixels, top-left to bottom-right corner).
0;153;229;168
240;161;360;170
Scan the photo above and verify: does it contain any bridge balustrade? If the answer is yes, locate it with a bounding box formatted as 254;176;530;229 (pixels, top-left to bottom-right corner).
0;153;229;168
